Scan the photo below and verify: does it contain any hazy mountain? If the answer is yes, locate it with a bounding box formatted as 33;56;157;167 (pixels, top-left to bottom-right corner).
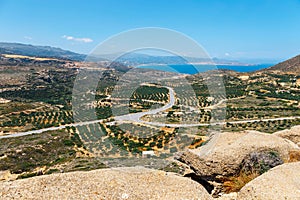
97;52;245;66
0;42;86;61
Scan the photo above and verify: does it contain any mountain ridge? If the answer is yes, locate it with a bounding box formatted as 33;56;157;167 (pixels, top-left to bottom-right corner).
0;42;86;61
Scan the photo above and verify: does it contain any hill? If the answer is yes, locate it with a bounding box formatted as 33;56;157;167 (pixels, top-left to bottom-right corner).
265;54;300;73
0;42;86;61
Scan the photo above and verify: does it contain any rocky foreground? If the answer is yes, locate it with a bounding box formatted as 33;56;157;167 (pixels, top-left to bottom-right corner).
238;162;300;200
176;127;300;198
0;127;300;200
0;167;212;200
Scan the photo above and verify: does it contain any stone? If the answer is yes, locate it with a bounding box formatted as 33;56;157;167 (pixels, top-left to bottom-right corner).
238;162;300;200
274;125;300;147
177;130;299;181
0;167;212;200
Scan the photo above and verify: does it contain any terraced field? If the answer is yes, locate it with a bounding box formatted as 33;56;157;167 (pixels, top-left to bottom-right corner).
0;108;74;133
70;122;204;158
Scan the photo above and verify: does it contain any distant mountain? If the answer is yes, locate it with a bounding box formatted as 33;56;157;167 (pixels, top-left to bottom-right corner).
97;52;245;66
0;42;86;61
113;53;190;65
265;55;300;73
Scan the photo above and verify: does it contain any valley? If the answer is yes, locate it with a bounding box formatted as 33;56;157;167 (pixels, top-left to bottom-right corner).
0;49;300;198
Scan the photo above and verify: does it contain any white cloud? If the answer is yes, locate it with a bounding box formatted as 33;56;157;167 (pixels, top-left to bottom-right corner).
225;52;230;56
24;36;32;40
62;35;93;43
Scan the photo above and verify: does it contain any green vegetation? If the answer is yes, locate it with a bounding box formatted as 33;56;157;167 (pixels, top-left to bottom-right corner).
0;129;76;173
225;118;300;133
0;127;106;179
1;68;77;106
104;123;179;155
0;109;74;133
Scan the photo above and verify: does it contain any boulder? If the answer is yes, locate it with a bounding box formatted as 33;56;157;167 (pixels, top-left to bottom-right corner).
274;125;300;147
0;167;212;200
177;130;299;181
238;162;300;200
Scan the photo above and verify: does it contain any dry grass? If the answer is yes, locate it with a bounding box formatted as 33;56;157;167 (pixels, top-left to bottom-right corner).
223;171;259;193
288;150;300;162
3;54;59;61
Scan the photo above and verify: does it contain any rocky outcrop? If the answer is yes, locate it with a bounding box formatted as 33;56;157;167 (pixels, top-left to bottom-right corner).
274;125;300;147
177;131;299;182
0;167;212;200
238;162;300;200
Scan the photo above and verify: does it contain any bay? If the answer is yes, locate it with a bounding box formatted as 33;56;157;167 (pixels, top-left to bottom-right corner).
137;64;273;74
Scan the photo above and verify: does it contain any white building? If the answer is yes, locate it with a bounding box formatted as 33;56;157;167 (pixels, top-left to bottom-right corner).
142;151;155;158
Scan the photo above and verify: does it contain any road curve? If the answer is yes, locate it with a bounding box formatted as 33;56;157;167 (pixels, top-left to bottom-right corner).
114;86;176;123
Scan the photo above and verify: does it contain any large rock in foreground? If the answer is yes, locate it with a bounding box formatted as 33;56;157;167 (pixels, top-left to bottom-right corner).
238;162;300;200
274;125;300;147
0;167;212;200
177;131;299;181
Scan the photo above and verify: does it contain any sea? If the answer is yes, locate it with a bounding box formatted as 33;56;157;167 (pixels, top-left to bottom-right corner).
137;64;273;74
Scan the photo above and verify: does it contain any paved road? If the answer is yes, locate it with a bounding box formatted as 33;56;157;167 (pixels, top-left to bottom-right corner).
1;86;300;139
114;86;176;123
0;119;104;139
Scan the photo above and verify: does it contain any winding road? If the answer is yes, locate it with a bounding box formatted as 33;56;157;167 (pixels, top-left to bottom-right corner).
114;86;175;123
1;86;300;139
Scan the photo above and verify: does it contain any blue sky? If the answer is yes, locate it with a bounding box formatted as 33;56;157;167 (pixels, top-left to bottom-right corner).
0;0;300;62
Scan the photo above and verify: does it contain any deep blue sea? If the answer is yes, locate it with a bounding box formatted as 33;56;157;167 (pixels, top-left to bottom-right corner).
138;64;273;74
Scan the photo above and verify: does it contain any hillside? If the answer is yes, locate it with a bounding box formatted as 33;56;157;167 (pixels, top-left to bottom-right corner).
265;54;300;73
0;42;86;61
